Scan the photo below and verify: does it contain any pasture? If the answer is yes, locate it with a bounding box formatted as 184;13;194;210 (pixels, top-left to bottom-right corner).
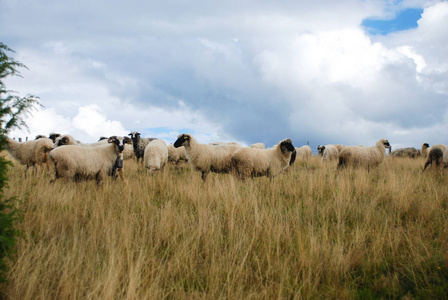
1;153;448;299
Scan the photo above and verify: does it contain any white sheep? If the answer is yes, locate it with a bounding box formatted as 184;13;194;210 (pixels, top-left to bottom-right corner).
294;145;312;161
6;137;54;175
250;143;266;149
322;145;339;161
334;144;346;152
420;143;430;158
167;143;188;168
422;145;446;172
53;134;135;160
337;139;391;170
231;138;296;180
144;139;168;173
49;136;132;185
173;133;241;181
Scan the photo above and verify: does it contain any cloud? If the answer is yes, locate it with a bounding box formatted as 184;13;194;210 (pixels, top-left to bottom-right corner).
2;0;448;151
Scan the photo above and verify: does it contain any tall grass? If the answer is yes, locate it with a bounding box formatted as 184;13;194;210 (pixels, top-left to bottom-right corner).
2;154;448;299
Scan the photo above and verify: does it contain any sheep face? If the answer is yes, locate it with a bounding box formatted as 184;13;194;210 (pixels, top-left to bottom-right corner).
128;131;141;141
108;136;131;152
279;139;295;154
54;136;71;147
317;145;325;156
174;134;191;148
381;139;391;149
49;133;61;143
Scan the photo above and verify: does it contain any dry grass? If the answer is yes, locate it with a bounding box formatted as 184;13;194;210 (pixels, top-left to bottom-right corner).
2;153;448;299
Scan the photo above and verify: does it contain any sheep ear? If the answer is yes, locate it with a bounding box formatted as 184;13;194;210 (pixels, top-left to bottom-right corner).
108;136;117;143
124;137;132;144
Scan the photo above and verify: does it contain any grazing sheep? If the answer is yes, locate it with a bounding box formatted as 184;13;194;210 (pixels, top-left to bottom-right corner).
391;147;420;158
322;145;339;161
231;138;296;180
49;136;131;185
167;143;188;168
250;143;266;149
295;145;312;161
173;133;241;181
6;137;54;175
337;139;391;170
128;131;156;163
423;147;445;172
144;139;168;172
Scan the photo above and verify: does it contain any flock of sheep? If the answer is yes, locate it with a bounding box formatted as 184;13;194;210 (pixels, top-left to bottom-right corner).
4;132;447;185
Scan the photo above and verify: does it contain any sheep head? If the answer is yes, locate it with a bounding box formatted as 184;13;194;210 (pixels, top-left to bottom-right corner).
378;139;391;149
54;135;71;147
317;145;325;155
128;131;142;143
108;136;129;153
279;139;295;154
48;133;61;143
174;134;191;148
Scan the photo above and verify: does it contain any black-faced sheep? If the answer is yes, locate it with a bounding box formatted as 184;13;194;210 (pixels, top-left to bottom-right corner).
173;133;241;181
420;143;430;158
48;133;61;143
231;138;296;180
128;131;156;164
6;137;54;175
49;136;132;185
337;139;391;170
144;139;168;173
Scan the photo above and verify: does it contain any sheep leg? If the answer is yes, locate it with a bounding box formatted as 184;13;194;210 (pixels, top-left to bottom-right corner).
201;171;208;181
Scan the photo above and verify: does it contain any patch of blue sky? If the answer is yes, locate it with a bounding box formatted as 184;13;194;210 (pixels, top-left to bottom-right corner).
362;7;423;35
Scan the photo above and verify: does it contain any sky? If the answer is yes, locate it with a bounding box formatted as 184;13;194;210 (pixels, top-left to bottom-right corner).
1;0;447;151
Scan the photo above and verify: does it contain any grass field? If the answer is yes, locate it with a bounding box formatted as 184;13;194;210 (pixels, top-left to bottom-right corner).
1;154;448;299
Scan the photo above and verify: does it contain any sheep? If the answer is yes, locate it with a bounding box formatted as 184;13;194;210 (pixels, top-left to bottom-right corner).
317;145;325;157
48;133;61;143
422;146;446;172
320;145;339;162
167;143;188;168
144;139;168;173
420;143;430;158
334;144;346;152
53;134;135;160
173;133;241;181
49;136;131;185
128;131;157;164
53;134;79;147
337;139;391;170
250;143;266;149
231;138;296;180
6;137;54;175
391;147;420;158
294;145;312;161
35;134;46;140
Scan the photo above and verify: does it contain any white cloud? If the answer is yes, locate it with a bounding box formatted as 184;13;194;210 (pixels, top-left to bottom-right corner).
2;0;448;150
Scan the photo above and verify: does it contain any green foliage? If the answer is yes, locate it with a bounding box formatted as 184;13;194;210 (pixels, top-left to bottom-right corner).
0;42;40;286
